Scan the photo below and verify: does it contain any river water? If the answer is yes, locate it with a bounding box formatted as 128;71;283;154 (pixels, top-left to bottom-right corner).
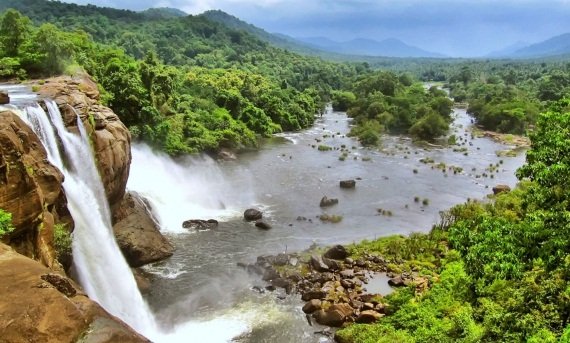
127;107;526;342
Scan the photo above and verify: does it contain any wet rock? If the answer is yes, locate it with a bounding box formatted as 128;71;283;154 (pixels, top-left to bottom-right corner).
340;269;355;279
324;245;349;260
262;267;280;281
182;219;218;231
313;304;353;327
218;149;236;161
388;275;406;287
301;289;326;301
310;255;330;272
273;253;289;266
40;273;77;297
339;180;356;189
302;299;322;314
286;271;303;282
255;220;272;230
244;208;262;221
271;278;293;293
356;310;383;324
322;256;341;271
319;196;339;207
112;192;174;268
252;285;265;294
132;268;152;294
492;184;511;195
0;90;9;104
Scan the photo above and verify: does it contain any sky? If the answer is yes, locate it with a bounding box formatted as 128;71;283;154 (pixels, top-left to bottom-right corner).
61;0;570;57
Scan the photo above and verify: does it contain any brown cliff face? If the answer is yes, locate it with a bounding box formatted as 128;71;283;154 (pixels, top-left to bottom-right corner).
0;243;150;343
38;75;131;210
0;111;68;270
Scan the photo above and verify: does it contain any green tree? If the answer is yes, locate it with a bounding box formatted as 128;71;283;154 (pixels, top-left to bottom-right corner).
0;9;31;57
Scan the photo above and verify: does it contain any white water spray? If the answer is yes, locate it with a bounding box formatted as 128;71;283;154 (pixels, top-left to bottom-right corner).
22;101;157;335
128;144;256;234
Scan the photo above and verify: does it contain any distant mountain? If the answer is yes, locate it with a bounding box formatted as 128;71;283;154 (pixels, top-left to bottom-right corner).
140;7;187;19
297;36;445;58
485;41;529;58
510;33;570;58
200;10;326;55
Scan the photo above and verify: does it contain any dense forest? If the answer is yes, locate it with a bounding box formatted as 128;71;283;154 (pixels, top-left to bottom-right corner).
2;1;570;341
0;0;362;154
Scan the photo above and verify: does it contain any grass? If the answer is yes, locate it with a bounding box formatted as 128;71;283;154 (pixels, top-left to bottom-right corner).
318;145;332;151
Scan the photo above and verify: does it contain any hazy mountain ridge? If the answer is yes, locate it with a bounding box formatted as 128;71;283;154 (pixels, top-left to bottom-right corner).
509;33;570;58
297;36;445;58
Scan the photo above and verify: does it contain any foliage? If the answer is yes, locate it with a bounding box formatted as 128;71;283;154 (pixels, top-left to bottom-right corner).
0;4;363;155
53;223;72;262
345;72;453;143
0;208;14;237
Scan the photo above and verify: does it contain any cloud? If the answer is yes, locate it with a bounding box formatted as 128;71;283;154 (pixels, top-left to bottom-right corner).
60;0;570;56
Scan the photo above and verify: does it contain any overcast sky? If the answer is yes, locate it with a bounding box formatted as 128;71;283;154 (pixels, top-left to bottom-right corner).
61;0;570;57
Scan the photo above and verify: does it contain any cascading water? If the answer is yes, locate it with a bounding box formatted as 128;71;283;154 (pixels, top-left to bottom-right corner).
19;100;259;342
21;101;157;336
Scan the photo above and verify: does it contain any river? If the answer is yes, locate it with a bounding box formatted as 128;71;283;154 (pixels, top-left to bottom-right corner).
127;106;525;342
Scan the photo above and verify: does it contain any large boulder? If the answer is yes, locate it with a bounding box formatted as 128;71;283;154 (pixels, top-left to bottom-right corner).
0;243;149;343
324;245;349;260
302;299;322;314
112;192;174;268
38;75;131;211
310;255;330;272
0;111;69;269
313;303;354;327
0;90;9;104
244;208;262;221
492;184;511;195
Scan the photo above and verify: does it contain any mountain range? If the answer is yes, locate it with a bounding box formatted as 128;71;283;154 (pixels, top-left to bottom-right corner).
201;10;443;58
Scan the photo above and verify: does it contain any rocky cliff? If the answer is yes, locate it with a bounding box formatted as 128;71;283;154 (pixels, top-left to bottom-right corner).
0;243;149;343
0;110;69;270
38;75;131;210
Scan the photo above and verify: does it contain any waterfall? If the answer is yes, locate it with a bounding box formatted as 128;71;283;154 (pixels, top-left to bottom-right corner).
22;101;157;336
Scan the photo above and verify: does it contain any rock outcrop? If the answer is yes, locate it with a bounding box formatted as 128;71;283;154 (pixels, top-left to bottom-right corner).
0;90;9;104
38;75;131;211
111;192;174;268
0;110;69;270
0;243;150;343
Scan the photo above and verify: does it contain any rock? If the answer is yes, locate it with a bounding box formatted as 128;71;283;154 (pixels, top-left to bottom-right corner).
340;269;355;279
356;310;383;324
271;278;293;293
262;267;280;281
302;299;322;314
0;90;9;104
0;110;69;270
344;257;354;265
339;180;356;189
301;289;327;301
112;192;174;268
182;219;218;231
255;220;272;230
492;184;511;195
313;304;353;327
0;243;149;343
132;268;152;294
218;149;236;160
39;75;131;210
320;196;339;207
244;208;262;221
324;245;349;260
310;255;330;272
388;275;406;287
363;302;375;311
322;256;341;271
274;253;289;266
